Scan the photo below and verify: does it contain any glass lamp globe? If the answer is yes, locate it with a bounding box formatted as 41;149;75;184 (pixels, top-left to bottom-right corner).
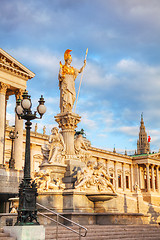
16;105;23;115
37;104;46;115
21;98;31;110
9;130;15;139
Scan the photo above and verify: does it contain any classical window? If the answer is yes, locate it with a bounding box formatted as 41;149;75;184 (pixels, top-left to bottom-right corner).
109;167;114;185
126;175;129;189
110;173;113;184
118;174;122;188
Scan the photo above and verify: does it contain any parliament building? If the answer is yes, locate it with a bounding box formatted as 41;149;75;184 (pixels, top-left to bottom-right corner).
0;48;160;226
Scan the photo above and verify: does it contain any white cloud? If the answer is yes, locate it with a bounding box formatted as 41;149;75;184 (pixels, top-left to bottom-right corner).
6;113;15;126
81;112;97;129
117;126;139;137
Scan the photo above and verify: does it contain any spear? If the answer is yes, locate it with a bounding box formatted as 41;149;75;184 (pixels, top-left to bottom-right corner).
74;48;88;113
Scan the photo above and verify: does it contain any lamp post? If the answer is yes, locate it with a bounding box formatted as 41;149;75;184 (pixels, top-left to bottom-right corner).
9;129;18;169
15;90;46;226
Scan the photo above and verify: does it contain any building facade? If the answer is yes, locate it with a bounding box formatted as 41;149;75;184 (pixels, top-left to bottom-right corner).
1;49;160;224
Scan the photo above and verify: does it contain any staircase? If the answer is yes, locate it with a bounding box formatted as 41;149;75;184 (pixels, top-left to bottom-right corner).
45;224;160;240
0;228;15;240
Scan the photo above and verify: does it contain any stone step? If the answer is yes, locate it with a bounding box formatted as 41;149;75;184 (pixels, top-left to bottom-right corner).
45;233;160;239
45;225;160;230
83;237;160;240
0;232;10;237
46;237;160;240
0;228;16;240
45;225;160;240
0;237;16;240
45;228;160;233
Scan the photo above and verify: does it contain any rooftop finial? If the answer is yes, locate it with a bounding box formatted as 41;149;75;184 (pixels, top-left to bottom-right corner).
141;112;143;120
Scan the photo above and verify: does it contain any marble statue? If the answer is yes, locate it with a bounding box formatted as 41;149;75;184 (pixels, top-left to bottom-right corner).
43;125;46;135
48;127;65;163
34;170;65;192
58;49;86;113
93;162;116;193
74;134;88;154
75;161;116;193
74;134;90;162
75;161;95;190
41;127;66;164
35;123;38;134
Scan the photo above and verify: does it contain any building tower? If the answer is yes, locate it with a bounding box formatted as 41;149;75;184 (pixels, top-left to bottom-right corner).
137;113;150;154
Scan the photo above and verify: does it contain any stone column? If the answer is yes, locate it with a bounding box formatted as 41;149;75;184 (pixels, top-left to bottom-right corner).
55;112;81;155
122;163;126;191
106;159;110;173
156;166;160;192
14;90;24;170
55;111;82;188
114;161;118;190
151;165;155;192
146;163;150;192
130;164;134;192
0;82;8;166
134;163;139;186
139;166;142;189
3;94;9;165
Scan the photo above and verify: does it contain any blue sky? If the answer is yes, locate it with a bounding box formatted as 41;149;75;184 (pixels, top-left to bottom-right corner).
1;0;160;154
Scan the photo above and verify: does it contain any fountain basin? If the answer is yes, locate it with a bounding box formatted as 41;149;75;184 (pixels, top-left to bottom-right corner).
86;193;117;202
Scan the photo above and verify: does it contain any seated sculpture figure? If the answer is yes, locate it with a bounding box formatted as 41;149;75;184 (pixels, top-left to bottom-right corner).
74;134;88;154
48;127;66;163
41;127;66;164
74;134;90;162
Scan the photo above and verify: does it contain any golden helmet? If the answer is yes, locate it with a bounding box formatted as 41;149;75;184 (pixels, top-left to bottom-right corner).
64;49;72;61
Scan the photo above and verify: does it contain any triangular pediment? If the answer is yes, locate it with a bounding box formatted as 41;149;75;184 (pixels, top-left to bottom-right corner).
0;48;35;79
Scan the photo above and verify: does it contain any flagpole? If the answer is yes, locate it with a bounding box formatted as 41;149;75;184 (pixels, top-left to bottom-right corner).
74;48;88;113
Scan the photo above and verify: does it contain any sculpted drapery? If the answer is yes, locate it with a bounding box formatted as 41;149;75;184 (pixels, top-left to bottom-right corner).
58;49;86;113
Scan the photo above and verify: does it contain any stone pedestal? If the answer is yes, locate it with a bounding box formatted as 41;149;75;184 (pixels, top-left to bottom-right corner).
55;111;81;155
3;225;45;240
40;162;67;180
63;190;94;213
63;158;86;189
55;111;82;188
37;192;64;212
132;192;146;213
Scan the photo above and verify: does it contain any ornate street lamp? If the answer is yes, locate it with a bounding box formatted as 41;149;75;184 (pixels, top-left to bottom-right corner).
15;90;46;226
9;129;18;169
